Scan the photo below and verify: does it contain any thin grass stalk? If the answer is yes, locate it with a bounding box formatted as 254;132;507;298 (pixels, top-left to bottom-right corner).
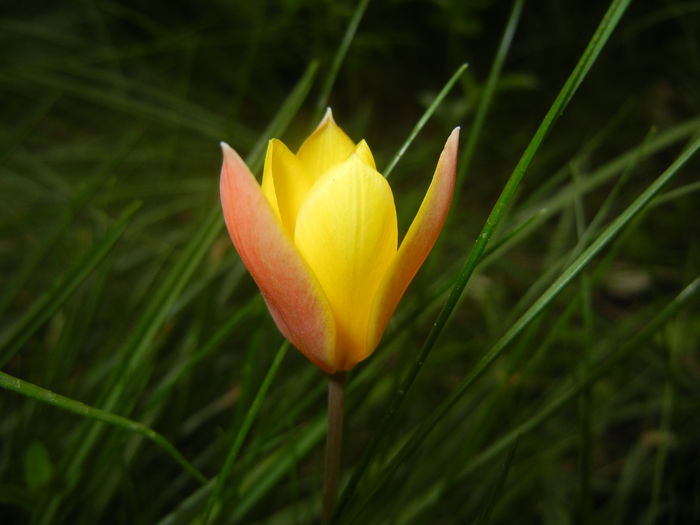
313;0;372;122
647;376;674;524
474;435;520;525
573;168;593;524
454;0;524;196
383;64;467;179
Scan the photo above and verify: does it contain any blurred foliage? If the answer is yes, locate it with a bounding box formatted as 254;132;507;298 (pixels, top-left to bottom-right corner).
1;0;699;524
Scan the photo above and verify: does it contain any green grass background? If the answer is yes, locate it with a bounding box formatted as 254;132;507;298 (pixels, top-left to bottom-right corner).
1;0;699;523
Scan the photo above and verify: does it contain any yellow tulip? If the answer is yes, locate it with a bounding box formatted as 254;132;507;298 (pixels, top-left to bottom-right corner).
220;109;459;373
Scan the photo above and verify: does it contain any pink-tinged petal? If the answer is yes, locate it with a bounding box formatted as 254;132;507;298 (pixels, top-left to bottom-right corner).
219;142;337;373
366;128;460;355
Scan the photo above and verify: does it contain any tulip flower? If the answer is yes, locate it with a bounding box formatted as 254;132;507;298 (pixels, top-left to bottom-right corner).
220;109;459;373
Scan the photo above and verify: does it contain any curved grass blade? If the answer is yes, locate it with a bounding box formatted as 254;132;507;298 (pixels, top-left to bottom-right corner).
345;134;700;521
335;0;633;517
0;201;141;368
383;63;468;179
0;371;206;484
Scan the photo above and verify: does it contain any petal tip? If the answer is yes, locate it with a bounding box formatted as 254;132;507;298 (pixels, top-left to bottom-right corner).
316;107;335;130
443;128;460;160
220;142;240;163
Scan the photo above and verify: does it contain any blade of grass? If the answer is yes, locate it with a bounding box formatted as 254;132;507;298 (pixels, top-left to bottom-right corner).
516;116;700;225
383;63;468;179
474;435;520;525
508;126;656;324
455;0;524;194
144;298;261;414
573;167;593;525
343;131;700;521
646;377;674;525
0;370;206;484
200;342;289;525
246;60;319;172
313;0;372;122
336;0;633;516
653;179;700;206
153;413;327;525
0;201;141;368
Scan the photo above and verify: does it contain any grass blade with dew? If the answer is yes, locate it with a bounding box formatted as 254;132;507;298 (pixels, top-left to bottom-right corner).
335;0;633;517
346;132;700;521
0;370;206;484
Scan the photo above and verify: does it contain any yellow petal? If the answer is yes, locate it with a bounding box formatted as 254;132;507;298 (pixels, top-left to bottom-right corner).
261;141;281;224
367;128;460;353
294;154;398;370
354;139;376;170
297;109;356;182
261;139;313;236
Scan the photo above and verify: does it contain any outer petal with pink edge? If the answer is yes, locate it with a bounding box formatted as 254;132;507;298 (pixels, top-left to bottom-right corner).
366;128;460;356
219;143;337;373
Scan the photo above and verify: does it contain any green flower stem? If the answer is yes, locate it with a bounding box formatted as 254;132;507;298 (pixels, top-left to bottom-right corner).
322;372;347;524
